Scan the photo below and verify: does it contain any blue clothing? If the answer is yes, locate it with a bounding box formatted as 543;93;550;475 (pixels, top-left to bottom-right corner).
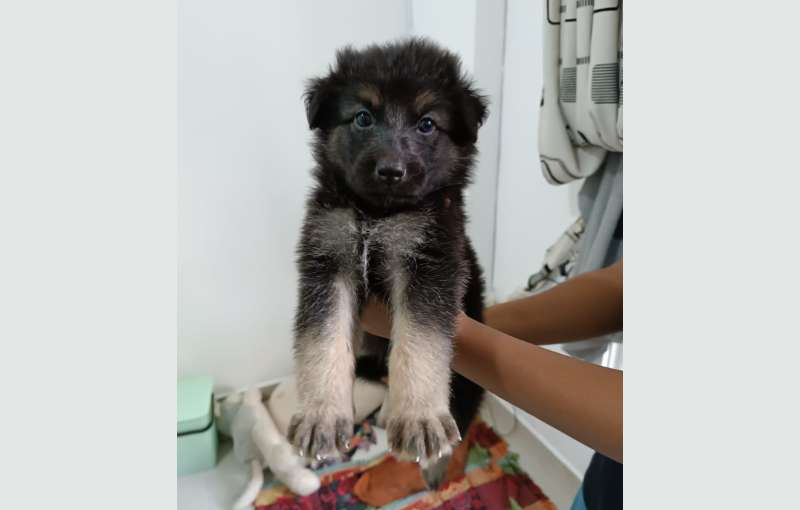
571;485;588;510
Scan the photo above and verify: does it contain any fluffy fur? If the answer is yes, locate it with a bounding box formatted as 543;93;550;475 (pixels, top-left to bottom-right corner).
288;38;488;488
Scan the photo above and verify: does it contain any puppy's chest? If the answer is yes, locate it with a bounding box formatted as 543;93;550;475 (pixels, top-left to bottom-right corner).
313;208;433;284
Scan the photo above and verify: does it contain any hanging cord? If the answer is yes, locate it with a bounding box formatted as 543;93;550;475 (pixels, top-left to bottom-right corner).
525;217;585;292
484;396;518;436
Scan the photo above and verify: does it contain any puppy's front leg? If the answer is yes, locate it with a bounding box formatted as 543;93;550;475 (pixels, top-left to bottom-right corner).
288;275;357;460
385;267;461;465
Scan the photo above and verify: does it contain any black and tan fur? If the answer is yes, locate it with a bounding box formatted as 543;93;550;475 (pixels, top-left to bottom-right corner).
288;38;488;488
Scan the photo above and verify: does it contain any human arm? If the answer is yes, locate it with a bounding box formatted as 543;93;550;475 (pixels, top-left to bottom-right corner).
451;313;622;462
484;259;622;345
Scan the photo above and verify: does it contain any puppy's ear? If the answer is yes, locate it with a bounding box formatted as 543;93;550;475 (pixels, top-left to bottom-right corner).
304;77;339;130
451;88;489;145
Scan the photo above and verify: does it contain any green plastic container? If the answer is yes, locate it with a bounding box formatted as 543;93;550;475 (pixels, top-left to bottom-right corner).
177;376;218;475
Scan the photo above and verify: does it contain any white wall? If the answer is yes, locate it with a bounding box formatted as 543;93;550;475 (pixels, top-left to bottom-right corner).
178;0;411;393
492;0;591;476
411;0;475;74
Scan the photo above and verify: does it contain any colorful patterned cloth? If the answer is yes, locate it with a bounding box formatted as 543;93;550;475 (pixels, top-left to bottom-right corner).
255;418;556;510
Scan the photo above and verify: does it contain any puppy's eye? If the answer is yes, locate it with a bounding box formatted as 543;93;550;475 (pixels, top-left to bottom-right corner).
354;110;374;129
417;116;436;135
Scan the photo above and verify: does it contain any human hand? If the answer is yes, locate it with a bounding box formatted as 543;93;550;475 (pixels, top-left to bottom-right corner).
360;298;469;340
360;298;392;338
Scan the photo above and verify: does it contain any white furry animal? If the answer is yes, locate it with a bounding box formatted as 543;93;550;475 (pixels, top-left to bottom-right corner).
217;388;320;510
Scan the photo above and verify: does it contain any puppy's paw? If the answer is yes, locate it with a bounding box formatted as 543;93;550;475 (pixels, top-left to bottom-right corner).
386;411;460;467
287;409;353;460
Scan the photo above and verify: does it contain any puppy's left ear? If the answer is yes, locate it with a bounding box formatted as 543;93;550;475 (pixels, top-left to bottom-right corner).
304;77;339;130
451;88;489;145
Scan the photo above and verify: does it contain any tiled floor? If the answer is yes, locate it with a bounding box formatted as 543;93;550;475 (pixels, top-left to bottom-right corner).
178;393;580;510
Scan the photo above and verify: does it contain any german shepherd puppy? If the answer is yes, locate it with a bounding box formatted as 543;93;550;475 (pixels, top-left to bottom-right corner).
288;38;488;488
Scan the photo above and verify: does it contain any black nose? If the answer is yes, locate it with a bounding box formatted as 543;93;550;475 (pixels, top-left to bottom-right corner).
376;165;405;184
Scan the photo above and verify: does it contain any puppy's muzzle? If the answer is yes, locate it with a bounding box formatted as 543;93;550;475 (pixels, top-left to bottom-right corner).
376;165;405;184
375;157;406;185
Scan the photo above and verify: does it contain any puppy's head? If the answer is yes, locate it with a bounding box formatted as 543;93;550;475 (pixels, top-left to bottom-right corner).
304;38;488;208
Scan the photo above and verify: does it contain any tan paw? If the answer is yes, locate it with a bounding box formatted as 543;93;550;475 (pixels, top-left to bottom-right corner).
386;411;460;467
288;409;353;460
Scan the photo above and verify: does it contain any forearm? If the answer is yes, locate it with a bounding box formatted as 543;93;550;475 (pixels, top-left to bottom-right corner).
485;260;623;345
453;315;623;462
